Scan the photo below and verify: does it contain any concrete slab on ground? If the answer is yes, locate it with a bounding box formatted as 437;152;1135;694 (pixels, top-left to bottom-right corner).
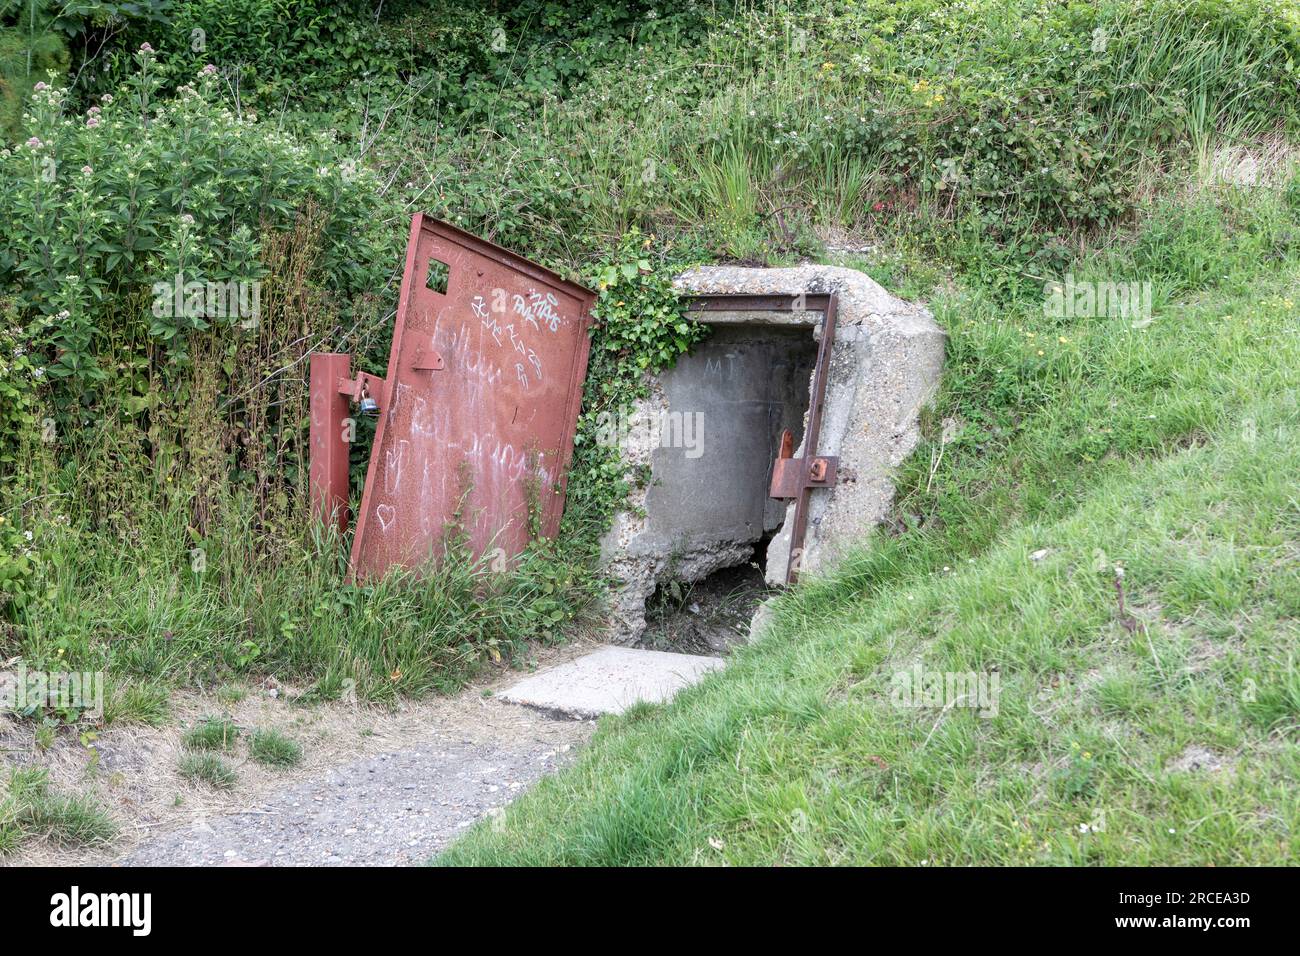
498;645;724;718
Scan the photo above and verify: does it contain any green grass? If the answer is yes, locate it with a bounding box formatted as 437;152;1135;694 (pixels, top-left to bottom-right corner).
102;680;170;727
216;682;250;706
248;729;304;768
356;0;1300;270
9;511;595;706
4;0;1300;865
0;768;116;854
22;792;120;847
177;754;239;790
439;188;1300;866
182;717;241;752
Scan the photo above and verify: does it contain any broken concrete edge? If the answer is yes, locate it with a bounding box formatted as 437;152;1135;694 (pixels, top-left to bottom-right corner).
747;596;779;644
598;264;946;643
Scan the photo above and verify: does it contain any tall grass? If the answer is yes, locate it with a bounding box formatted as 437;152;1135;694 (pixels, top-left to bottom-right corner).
363;0;1300;266
6;489;596;704
0;768;116;853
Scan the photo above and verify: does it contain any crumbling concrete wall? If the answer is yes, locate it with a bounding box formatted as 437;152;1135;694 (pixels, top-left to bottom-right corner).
598;325;816;640
600;264;945;642
642;325;816;550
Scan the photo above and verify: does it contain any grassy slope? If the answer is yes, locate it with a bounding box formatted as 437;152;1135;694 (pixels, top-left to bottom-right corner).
440;202;1300;866
11;0;1298;710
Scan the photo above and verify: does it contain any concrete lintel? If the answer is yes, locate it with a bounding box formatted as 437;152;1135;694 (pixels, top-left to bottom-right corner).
684;308;824;326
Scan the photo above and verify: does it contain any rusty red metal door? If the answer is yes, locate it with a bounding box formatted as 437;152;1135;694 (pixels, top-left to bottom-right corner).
348;214;596;579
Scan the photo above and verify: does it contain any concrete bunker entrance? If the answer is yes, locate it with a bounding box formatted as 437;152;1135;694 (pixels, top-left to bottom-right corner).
635;319;819;653
646;320;817;566
602;264;947;648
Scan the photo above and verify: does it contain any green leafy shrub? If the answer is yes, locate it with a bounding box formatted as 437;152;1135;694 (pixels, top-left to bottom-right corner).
76;0;718;123
0;302;42;610
1;50;395;380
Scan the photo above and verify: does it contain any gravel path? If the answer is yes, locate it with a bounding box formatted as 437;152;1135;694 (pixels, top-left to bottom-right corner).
117;731;577;866
3;645;599;867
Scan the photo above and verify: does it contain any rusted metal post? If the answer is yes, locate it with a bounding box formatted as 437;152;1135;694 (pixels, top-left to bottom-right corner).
309;352;353;533
785;294;838;584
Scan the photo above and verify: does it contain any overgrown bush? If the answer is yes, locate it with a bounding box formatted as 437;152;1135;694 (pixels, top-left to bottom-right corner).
0;50;401;544
350;0;1300;280
1;49;394;377
73;0;720;123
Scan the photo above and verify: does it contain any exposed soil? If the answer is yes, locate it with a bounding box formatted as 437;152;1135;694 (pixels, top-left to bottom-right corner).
637;560;772;656
1165;744;1235;775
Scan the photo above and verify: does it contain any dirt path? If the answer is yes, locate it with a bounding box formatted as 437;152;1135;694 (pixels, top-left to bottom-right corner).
117;712;583;866
2;643;596;867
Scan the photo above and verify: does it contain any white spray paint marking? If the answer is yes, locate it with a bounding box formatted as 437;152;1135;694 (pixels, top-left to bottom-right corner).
384;439;411;495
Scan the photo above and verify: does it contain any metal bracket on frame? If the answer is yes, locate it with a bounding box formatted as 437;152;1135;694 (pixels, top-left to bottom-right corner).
337;370;390;414
769;428;838;499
